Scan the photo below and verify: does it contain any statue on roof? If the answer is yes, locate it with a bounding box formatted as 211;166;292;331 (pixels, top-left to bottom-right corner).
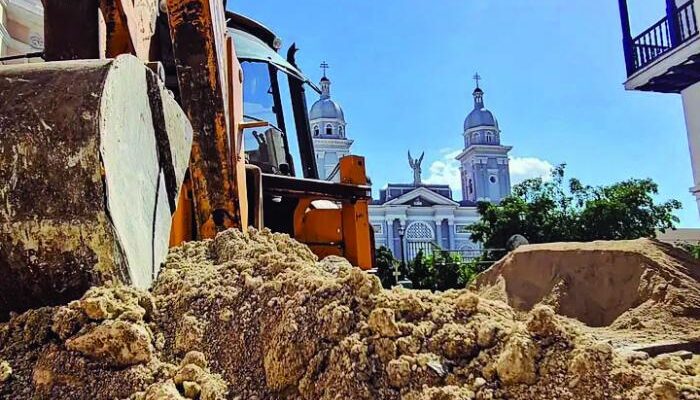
408;151;424;186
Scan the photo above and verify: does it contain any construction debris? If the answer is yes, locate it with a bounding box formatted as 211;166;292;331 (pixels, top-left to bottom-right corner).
1;229;699;399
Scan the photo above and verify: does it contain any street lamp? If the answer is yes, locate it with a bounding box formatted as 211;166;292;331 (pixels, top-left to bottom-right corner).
397;226;406;284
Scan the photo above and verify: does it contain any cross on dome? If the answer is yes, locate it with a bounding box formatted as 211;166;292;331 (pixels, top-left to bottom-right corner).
473;72;482;89
320;61;330;78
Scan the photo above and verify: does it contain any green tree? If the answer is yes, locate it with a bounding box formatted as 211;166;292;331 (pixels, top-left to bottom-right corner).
677;242;700;259
408;250;434;290
408;249;477;291
433;251;462;291
375;246;398;289
468;164;682;255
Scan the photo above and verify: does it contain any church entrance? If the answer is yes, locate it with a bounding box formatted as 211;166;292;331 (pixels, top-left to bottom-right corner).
404;221;435;261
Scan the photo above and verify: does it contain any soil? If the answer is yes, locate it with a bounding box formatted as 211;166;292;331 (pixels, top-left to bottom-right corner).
474;239;700;348
0;230;698;399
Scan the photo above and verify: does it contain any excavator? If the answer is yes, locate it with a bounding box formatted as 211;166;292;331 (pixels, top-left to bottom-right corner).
0;0;374;319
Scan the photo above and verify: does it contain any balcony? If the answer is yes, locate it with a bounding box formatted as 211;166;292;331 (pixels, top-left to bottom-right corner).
619;0;700;93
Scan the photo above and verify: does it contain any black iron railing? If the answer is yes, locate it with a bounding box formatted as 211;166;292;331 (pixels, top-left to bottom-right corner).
625;1;699;75
402;240;502;264
405;241;435;261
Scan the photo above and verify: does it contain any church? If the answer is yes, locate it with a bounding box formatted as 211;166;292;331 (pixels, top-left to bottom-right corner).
368;76;513;261
298;66;515;262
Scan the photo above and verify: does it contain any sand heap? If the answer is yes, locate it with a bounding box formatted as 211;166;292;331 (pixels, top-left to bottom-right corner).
0;285;227;399
1;229;699;399
474;239;700;347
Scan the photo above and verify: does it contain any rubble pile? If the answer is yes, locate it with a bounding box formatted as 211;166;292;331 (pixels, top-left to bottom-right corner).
1;229;699;399
0;286;227;399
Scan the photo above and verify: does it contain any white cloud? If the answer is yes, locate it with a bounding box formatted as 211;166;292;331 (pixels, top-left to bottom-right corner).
423;150;554;199
509;157;554;184
423;149;462;195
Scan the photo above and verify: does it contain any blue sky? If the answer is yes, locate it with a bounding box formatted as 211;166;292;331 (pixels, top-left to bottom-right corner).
232;1;699;227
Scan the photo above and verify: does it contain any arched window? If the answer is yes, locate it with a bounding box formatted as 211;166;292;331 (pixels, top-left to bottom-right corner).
472;132;479;142
325;124;333;135
405;221;435;241
485;131;493;143
313;125;320;136
339;126;344;136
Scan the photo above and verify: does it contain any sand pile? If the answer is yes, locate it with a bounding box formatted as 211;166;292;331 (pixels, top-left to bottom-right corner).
0;286;227;399
473;239;700;346
1;229;699;399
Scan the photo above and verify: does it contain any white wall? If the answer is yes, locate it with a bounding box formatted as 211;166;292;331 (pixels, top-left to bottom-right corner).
681;80;700;215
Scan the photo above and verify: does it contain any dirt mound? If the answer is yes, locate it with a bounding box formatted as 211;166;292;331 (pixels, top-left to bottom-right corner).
1;230;699;399
0;286;227;399
474;239;700;333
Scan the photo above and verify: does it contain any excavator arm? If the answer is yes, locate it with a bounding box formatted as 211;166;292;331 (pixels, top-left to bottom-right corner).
165;0;241;240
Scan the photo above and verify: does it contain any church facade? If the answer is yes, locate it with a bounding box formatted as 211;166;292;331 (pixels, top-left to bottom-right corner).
369;78;513;261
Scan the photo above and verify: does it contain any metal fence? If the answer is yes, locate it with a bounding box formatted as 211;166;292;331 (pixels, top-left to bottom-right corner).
401;240;504;264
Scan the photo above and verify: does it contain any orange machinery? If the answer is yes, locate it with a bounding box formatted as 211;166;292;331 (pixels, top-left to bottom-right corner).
41;0;374;268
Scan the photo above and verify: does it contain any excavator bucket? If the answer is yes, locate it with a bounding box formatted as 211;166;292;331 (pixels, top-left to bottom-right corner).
0;55;192;319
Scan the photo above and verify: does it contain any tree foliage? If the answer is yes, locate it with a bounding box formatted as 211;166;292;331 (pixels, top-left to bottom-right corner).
468;165;682;252
677;242;700;260
408;250;432;290
375;246;399;289
408;250;477;291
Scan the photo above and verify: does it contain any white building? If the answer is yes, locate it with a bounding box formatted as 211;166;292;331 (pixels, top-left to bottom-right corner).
617;0;700;214
0;0;43;63
370;80;512;261
309;67;353;182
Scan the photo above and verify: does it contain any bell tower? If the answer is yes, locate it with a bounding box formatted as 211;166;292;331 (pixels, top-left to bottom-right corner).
309;62;354;181
455;75;512;203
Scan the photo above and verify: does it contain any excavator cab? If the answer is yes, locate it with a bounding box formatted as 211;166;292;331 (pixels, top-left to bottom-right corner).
225;13;375;268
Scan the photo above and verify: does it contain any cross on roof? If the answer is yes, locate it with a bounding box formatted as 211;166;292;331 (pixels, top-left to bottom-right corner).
320;61;330;78
473;72;482;88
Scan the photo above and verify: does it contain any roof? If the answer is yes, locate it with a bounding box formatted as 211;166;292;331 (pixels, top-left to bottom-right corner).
309;98;345;121
464;86;498;130
375;183;454;205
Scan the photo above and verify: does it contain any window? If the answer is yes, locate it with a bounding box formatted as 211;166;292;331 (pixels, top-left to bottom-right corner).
485;131;493;143
241;62;277;125
313;125;319;136
326;124;333;135
339;126;344;136
455;225;471;234
489;175;497;184
472;132;479;141
405;221;435;241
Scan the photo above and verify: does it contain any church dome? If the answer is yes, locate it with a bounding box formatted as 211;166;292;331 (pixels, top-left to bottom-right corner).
309;76;345;122
464;87;498;131
310;98;345;121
